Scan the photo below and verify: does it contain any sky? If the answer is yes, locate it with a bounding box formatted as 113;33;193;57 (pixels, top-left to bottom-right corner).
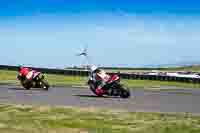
1;0;200;68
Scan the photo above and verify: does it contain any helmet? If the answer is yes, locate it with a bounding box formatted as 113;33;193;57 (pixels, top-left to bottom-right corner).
18;65;28;72
90;65;98;73
18;65;23;72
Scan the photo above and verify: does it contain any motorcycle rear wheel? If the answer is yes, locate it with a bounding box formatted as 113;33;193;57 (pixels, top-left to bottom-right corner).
24;86;31;90
22;81;32;90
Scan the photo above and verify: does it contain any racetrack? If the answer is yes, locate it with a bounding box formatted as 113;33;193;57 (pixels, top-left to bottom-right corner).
0;85;200;114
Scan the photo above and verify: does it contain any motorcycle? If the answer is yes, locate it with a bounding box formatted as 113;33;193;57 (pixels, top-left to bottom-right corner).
17;70;50;90
88;74;131;98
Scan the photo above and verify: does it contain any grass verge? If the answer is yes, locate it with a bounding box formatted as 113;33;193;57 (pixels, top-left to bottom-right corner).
0;70;200;89
0;104;199;133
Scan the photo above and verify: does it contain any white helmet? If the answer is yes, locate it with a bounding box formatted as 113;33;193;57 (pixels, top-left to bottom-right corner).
90;65;98;73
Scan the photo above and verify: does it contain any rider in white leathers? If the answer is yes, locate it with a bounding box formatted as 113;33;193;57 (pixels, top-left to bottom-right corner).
89;65;111;96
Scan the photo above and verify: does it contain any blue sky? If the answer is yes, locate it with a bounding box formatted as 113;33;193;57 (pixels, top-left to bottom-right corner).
1;0;200;68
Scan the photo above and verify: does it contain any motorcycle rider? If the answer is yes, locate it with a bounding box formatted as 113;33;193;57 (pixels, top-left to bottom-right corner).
17;66;35;85
89;65;111;96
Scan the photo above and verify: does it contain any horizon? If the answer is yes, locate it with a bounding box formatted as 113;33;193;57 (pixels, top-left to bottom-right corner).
1;0;200;68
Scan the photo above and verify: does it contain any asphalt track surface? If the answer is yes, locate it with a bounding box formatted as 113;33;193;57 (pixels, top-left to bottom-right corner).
0;85;200;114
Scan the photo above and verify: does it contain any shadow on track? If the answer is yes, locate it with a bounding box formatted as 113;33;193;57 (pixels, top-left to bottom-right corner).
73;94;119;99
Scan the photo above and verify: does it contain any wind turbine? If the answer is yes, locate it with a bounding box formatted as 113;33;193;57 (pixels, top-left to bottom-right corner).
76;45;91;69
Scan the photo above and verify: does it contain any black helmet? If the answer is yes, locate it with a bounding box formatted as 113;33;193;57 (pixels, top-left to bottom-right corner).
93;68;100;74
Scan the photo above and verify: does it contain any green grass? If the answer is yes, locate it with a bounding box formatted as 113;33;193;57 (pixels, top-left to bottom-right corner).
0;70;19;85
0;104;199;133
0;69;200;89
0;70;87;87
45;74;88;87
122;80;200;89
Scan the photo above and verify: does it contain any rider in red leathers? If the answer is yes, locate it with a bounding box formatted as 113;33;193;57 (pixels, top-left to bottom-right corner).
17;66;35;85
89;65;111;96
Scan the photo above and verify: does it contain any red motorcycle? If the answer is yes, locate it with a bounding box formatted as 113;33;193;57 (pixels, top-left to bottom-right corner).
88;74;131;98
17;70;50;90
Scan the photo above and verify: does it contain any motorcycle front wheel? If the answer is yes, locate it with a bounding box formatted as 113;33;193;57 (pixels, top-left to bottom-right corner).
21;81;32;90
119;85;131;98
40;79;50;90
